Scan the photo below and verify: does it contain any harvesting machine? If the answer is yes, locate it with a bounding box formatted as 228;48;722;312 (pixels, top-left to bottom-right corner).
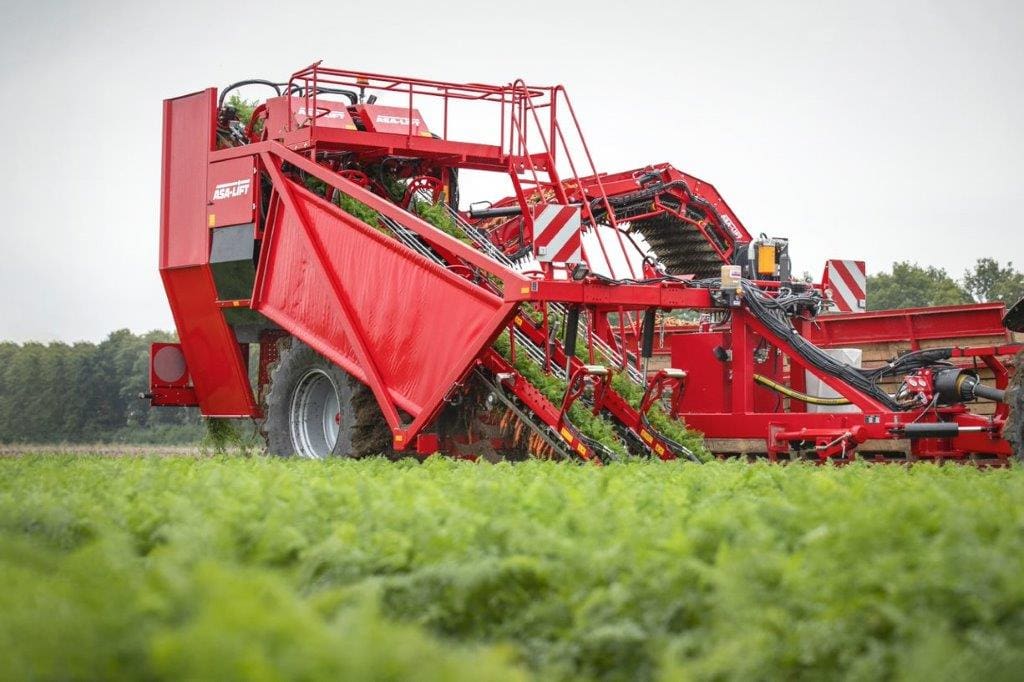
148;62;1023;463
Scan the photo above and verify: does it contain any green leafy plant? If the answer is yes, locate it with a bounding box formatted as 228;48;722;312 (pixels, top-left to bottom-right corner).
1;456;1023;681
201;418;258;456
493;331;626;458
225;94;257;125
608;370;709;460
411;199;473;245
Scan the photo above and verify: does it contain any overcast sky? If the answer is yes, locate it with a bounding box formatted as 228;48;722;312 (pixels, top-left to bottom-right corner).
1;0;1021;343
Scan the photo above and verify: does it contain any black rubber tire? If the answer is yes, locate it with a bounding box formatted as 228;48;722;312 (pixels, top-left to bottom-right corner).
260;338;391;458
1007;350;1024;462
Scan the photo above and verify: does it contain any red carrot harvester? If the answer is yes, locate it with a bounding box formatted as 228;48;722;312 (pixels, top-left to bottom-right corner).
147;62;1022;463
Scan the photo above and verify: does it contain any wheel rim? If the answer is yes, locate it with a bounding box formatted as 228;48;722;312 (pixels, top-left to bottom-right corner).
289;369;341;459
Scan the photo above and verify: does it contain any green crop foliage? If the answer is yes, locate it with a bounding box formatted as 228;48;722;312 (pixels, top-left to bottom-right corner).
226;94;257;125
533;304;708;460
337;193;383;230
411;199;473;245
608;370;710;461
1;456;1023;681
493;330;626;458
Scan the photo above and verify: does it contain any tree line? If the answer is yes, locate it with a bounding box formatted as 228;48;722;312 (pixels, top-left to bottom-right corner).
867;258;1024;311
0;260;1019;444
0;330;202;444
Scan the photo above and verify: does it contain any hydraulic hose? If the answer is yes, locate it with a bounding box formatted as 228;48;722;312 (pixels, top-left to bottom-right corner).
973;382;1007;403
753;373;852;406
306;86;359;104
738;280;901;409
218;79;282;108
219;80;360;108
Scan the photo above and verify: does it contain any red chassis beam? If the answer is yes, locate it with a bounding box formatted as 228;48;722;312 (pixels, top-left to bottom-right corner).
797;302;1015;349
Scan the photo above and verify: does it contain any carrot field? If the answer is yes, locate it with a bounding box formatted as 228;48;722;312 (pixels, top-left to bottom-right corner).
1;454;1023;681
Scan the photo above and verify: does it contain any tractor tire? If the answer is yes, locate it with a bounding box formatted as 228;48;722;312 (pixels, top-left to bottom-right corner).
1007;349;1024;463
260;338;391;459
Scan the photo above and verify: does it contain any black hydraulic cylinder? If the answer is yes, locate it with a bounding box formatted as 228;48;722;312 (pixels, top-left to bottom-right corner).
641;308;656;359
468;205;523;219
564;306;581;360
902;423;962;438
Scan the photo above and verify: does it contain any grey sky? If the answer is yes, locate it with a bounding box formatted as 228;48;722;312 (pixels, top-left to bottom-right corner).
1;0;1021;343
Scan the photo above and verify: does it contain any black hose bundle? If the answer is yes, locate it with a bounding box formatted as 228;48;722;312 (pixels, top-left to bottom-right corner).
864;348;953;383
737;281;953;411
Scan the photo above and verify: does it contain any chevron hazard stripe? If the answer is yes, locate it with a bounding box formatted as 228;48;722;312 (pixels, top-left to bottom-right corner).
532;204;582;263
825;259;866;313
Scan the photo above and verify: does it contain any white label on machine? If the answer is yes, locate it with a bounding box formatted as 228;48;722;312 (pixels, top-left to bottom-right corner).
806;348;862;413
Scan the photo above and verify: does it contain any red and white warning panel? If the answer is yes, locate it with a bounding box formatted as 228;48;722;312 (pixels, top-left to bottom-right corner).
823;259;866;313
532;204;583;263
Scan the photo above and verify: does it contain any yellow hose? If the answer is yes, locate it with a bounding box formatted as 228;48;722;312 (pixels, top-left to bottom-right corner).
753;374;852;406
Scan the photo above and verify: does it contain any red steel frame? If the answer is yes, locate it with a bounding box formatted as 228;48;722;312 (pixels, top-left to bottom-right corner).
156;63;1019;461
673;307;1019;460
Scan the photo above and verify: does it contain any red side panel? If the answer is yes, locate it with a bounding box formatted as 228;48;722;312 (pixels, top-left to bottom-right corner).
670;332;729;413
798;303;1012;348
358;105;431;136
161;266;255;416
263;96;357;140
253;182;510;419
207;156;257;228
159;90;257;417
161;90;215;269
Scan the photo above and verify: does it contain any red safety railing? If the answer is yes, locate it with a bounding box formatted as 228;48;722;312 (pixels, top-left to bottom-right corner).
285;62;644;279
505;80;640;279
286;61;544;151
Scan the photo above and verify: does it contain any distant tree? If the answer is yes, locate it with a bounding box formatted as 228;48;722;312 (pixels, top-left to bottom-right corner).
6;343;50;440
963;258;1024;305
0;343;15;438
0;330;202;444
866;262;972;311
